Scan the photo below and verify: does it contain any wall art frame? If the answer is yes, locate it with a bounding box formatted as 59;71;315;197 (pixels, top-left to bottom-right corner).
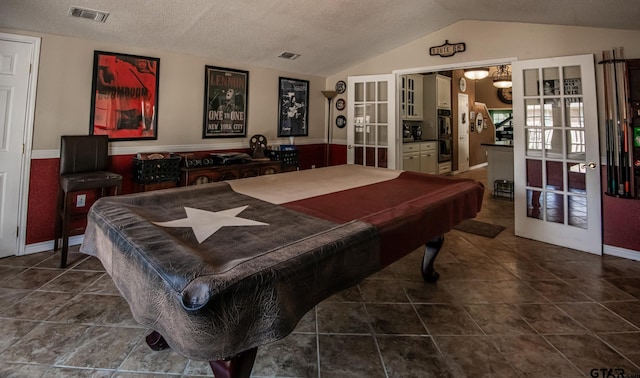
89;51;160;141
278;77;309;137
203;65;249;138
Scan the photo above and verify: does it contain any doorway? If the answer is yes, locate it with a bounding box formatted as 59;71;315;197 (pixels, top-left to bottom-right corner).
393;55;603;255
0;33;40;257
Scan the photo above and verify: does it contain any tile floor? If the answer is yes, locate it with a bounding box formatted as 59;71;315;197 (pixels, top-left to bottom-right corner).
1;167;640;377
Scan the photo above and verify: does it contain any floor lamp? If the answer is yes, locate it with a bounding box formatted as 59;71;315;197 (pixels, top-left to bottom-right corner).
321;90;338;167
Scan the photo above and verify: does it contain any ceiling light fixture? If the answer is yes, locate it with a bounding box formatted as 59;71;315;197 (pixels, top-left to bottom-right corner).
463;68;489;80
492;65;512;88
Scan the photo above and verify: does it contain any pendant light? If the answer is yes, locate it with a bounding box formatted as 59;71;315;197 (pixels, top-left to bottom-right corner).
492;65;512;88
463;68;490;80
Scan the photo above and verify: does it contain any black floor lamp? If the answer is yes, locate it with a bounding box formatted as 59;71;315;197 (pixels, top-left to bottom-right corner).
321;90;338;167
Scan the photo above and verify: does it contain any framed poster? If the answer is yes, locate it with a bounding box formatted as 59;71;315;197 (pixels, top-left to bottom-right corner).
203;66;249;138
278;77;309;137
90;51;160;141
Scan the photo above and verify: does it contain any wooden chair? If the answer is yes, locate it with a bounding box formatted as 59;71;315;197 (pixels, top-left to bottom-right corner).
54;135;122;268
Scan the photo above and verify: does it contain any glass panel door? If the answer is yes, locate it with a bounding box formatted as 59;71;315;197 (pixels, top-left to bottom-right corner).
513;55;601;255
347;74;396;168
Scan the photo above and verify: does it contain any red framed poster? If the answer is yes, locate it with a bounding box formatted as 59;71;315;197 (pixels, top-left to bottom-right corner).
89;51;160;141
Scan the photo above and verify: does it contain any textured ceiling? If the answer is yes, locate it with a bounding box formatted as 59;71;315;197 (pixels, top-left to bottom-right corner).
1;0;639;76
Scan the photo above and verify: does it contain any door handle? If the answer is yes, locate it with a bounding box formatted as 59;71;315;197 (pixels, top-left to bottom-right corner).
581;162;597;169
347;145;353;149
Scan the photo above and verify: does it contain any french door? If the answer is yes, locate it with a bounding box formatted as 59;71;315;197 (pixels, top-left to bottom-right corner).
512;54;601;254
347;74;397;168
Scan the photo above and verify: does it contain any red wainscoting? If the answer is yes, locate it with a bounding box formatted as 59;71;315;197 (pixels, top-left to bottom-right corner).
26;147;639;254
26;144;337;245
601;168;640;252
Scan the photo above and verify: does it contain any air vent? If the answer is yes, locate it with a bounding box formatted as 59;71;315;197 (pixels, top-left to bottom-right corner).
277;51;301;60
69;6;110;23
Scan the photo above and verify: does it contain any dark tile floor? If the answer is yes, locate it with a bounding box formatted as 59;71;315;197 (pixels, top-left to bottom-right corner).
1;167;639;377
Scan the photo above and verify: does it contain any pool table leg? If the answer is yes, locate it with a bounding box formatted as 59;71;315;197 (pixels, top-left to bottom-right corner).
422;235;444;282
209;347;258;378
145;330;257;378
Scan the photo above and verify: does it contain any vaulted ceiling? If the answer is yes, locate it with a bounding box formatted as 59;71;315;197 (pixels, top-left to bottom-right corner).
1;0;639;76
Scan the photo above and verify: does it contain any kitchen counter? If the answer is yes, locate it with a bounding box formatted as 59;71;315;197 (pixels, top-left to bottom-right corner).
481;142;513;148
481;143;514;198
403;139;437;144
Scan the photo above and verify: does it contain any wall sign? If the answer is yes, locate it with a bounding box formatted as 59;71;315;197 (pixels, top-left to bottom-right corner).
429;40;466;58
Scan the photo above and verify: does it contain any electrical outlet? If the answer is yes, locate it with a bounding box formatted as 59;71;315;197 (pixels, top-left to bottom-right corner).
311;165;316;169
76;194;86;207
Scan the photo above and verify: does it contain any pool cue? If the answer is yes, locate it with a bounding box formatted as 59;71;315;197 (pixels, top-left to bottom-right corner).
612;48;627;196
603;50;619;195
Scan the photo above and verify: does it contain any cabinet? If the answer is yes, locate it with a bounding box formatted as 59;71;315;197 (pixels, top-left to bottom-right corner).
402;142;437;174
423;74;452;138
436;75;452;109
401;74;423;120
423;74;451;111
180;161;281;186
420;142;437;174
438;161;452;175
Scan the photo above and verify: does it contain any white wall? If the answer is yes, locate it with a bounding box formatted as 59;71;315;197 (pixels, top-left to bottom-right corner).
0;28;326;153
325;20;640;150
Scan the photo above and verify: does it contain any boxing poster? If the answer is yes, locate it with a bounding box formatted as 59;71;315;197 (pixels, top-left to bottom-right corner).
203;66;249;138
90;51;160;140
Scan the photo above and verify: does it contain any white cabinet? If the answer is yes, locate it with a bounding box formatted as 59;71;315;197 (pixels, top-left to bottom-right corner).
436;75;451;109
401;74;423;120
420;142;437;174
403;151;421;172
423;74;452;138
403;142;437;174
438;161;452;175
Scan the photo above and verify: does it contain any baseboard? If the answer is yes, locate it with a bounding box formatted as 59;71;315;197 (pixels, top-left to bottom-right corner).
24;235;84;255
603;244;640;261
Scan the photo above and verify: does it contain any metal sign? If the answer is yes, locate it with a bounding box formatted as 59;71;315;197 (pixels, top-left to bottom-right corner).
429;40;466;58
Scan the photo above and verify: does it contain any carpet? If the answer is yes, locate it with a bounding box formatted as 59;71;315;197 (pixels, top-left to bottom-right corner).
453;219;505;238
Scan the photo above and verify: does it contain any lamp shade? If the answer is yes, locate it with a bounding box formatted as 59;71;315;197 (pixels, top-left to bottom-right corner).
492;65;512;88
464;68;490;80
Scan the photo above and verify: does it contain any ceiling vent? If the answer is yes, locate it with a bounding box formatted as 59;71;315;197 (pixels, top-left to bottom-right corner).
69;6;110;23
277;51;301;60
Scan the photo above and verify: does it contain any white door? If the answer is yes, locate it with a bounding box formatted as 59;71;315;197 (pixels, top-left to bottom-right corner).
347;74;397;168
457;93;470;172
0;34;39;258
513;54;601;254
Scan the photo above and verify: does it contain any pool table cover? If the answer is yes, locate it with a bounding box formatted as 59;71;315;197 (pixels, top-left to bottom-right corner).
80;164;484;361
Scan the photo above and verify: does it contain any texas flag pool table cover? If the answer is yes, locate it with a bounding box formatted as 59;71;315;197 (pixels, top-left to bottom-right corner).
80;164;484;362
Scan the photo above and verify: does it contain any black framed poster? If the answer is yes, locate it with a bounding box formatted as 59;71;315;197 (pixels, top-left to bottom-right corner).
278;77;309;137
203;66;249;138
90;51;160;141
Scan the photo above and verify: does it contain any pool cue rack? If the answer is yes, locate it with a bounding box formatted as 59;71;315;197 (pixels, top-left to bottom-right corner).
600;48;639;198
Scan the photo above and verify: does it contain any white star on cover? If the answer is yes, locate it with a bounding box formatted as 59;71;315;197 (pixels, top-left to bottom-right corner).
152;206;268;243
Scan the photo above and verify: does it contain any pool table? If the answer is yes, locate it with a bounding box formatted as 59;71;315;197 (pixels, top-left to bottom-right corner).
80;164;484;377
